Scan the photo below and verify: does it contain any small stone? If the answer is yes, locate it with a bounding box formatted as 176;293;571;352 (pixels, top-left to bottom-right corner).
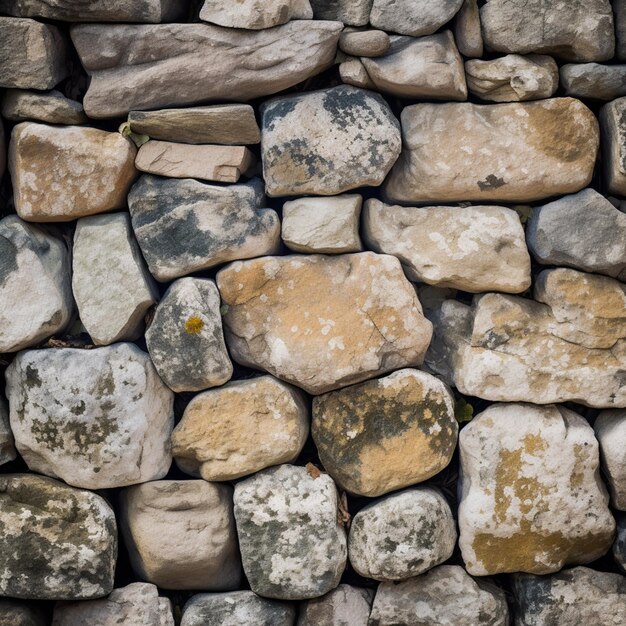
1;89;86;125
145;278;232;393
561;63;626;100
601;97;626;196
454;0;483;58
0;399;16;467
459;403;614;575
339;30;390;57
338;58;374;89
261;85;400;196
120;481;240;591
200;0;312;29
172;376;308;481
369;0;463;37
0;600;47;626
363;199;531;293
281;195;363;254
6;343;174;489
297;585;373;626
234;464;347;600
128;176;279;282
9;123;137;222
309;0;372;26
313;369;457;498
594;410;626;510
613;515;626;571
0;474;116;600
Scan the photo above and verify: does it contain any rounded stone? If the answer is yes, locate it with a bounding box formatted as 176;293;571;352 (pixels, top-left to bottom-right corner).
297;585;373;625
339;30;390;57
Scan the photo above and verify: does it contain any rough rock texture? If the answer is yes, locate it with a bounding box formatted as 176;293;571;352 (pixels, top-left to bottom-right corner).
339;30;389;57
200;0;312;29
454;0;483;57
172;376;309;481
297;585;373;626
0;401;16;467
369;0;463;37
385;98;598;203
594;410;626;510
458;403;615;576
618;0;626;60
561;63;626;100
601;97;626;195
363;199;531;293
0;600;47;626
309;0;372;25
614;515;626;571
6;344;174;489
217;252;433;394
120;481;240;591
1;89;86;124
234;464;347;599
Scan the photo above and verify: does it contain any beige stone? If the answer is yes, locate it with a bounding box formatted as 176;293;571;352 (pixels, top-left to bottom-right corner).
594;410;626;510
339;57;375;89
339;30;390;57
200;0;312;29
370;0;463;37
1;89;86;125
454;0;483;57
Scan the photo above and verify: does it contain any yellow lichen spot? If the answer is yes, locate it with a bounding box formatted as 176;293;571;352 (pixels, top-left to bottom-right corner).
185;315;205;334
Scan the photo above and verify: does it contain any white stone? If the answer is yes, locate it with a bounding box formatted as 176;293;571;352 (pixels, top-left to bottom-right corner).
594;410;626;510
200;0;312;29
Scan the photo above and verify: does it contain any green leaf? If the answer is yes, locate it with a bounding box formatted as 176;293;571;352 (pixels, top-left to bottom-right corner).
118;121;150;147
454;399;474;424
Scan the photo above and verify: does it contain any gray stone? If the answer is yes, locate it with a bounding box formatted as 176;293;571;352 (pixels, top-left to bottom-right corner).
561;63;626;100
309;0;372;25
613;515;626;571
594;410;626;510
200;0;312;29
370;0;463;37
339;30;390;57
454;0;483;58
297;585;373;626
0;400;16;467
0;600;47;626
128;176;279;282
1;89;86;125
0;120;4;179
617;0;626;60
601;97;626;196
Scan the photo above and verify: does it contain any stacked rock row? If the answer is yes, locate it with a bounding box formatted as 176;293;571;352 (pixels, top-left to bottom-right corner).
2;0;626;624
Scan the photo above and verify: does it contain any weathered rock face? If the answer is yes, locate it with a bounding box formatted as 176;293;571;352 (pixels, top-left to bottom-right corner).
561;63;626;100
200;0;312;29
339;30;389;57
120;481;241;591
309;0;372;25
384;98;598;203
0;600;46;626
6;344;174;489
217;253;433;394
234;465;347;600
369;0;463;37
594;410;626;510
1;89;86;125
601;97;626;195
172;376;309;481
312;369;457;497
297;585;373;626
71;21;342;118
458;403;615;576
454;0;483;57
0;400;16;467
618;0;626;60
0;474;116;600
9;123;137;222
363;199;531;293
128;176;279;282
261;85;400;196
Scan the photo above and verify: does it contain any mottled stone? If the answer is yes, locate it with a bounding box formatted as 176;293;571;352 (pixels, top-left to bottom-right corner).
200;0;312;29
454;0;483;58
0;400;16;467
617;0;626;61
339;30;390;57
0;600;47;626
1;89;86;125
601;97;626;196
613;515;626;571
594;410;626;510
309;0;372;25
298;585;373;626
370;0;463;37
561;63;626;100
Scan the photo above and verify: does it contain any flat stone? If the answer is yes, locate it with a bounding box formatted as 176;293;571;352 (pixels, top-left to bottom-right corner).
200;0;312;29
614;515;626;571
369;565;509;626
217;252;433;395
594;410;626;510
172;376;308;481
145;278;232;393
481;0;615;62
561;63;626;100
0;400;15;467
128;176;279;282
454;0;483;57
312;369;457;497
6;343;174;489
298;585;373;626
369;0;463;37
384;98;598;203
339;30;390;57
617;0;626;60
363;199;531;293
234;464;347;600
261;85;400;196
459;403;614;575
73;213;158;346
9;123;137;222
0;216;73;353
281;195;363;254
309;0;372;25
1;89;86;125
71;21;342;119
0;600;47;626
0;474;116;600
120;481;240;591
601;97;626;196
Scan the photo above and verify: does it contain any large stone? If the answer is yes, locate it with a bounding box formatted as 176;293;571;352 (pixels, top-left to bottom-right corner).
454;0;483;57
128;176;279;282
600;97;626;196
561;63;626;100
312;369;457;497
297;585;373;626
458;403;614;576
216;252;433;395
145;278;232;393
234;464;347;600
9;123;137;222
1;89;86;125
0;400;15;467
0;600;47;626
261;85;400;196
120;481;240;590
0;216;73;353
339;30;390;57
384;98;598;203
594;410;626;510
0;474;116;600
369;0;463;37
200;0;312;29
363;199;531;293
6;343;174;489
172;376;308;481
71;21;342;118
481;0;615;62
309;0;372;26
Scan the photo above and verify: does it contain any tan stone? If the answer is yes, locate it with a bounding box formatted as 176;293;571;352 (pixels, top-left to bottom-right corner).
339;30;390;57
200;0;312;29
454;0;483;57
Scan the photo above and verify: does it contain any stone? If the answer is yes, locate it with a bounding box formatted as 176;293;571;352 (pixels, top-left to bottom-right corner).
594;410;626;510
0;600;47;626
309;0;372;26
369;0;463;37
0;216;73;353
348;488;456;581
369;566;509;626
73;213;158;346
9;123;137;222
128;176;279;282
128;105;261;145
312;369;457;498
0;121;4;179
5;343;174;489
614;515;626;571
481;0;615;62
1;89;87;125
145;278;232;393
297;585;373;626
135;141;254;183
454;0;483;58
339;30;390;57
281;195;363;254
526;188;626;280
458;403;615;576
216;252;433;395
338;58;375;89
234;464;347;600
601;97;626;196
0;474;116;600
0;400;15;467
363;199;531;293
561;63;626;100
120;481;240;591
172;376;308;481
618;0;626;60
261;85;400;196
0;17;67;89
384;98;598;203
200;0;312;29
71;21;342;119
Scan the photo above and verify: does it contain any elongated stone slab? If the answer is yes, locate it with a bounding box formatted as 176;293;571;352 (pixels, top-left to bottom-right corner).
199;0;312;29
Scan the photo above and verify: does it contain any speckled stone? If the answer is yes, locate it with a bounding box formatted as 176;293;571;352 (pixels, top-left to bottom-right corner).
199;0;312;29
297;585;373;626
594;409;626;510
1;89;86;125
369;0;463;37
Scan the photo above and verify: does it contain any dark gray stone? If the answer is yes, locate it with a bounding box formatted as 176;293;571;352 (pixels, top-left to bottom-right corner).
613;514;626;572
561;63;626;100
0;399;15;467
617;0;626;60
1;89;86;125
297;585;373;626
0;600;47;626
309;0;372;25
